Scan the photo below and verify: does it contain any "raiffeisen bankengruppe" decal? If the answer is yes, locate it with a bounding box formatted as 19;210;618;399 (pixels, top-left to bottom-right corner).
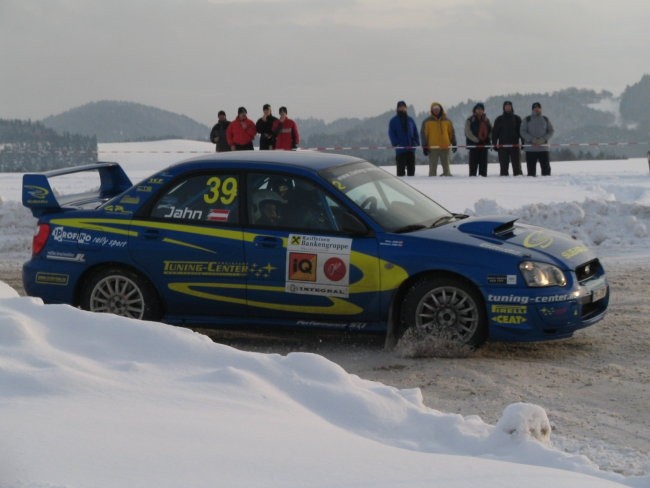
286;234;352;298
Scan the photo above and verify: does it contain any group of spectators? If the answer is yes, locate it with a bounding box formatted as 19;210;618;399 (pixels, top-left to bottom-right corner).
210;105;300;152
389;100;555;177
211;100;556;178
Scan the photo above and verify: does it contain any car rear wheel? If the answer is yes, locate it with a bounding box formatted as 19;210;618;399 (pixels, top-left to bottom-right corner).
400;276;487;347
80;268;162;321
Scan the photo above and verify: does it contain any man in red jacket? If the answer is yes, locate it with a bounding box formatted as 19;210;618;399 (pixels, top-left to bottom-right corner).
272;106;300;150
226;107;257;150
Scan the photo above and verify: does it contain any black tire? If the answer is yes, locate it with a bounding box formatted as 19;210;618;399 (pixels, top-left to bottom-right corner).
400;276;487;347
79;267;162;321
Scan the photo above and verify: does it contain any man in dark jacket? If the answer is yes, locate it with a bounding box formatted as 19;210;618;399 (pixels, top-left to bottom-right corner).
209;110;231;152
388;100;420;176
464;103;492;177
256;104;278;150
492;101;523;176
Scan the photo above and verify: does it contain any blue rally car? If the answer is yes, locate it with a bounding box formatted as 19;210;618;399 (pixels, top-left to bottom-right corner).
22;151;609;347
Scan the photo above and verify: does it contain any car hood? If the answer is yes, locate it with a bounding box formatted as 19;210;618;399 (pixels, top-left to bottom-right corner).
444;215;596;268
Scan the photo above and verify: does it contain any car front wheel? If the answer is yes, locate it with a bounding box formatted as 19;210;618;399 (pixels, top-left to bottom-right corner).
80;267;162;321
400;276;487;347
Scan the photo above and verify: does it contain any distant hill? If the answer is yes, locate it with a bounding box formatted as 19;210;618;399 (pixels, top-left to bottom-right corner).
41;101;210;143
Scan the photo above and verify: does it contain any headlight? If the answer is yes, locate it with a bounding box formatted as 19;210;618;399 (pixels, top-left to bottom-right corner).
519;261;567;287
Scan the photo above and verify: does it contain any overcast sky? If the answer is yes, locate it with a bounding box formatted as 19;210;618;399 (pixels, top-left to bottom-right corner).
1;0;649;125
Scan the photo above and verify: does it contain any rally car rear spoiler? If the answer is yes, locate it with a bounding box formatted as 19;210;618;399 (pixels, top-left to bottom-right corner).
22;162;132;217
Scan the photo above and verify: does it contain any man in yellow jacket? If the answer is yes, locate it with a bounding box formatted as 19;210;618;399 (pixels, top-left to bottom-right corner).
420;102;457;176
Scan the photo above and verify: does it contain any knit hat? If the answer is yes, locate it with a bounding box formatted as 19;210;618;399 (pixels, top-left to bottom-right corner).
532;102;542;109
473;102;485;112
279;106;288;115
218;110;226;116
263;104;271;111
503;100;513;108
237;106;247;115
396;100;407;109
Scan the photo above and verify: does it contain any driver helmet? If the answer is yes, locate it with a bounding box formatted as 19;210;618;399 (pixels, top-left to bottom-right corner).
251;190;286;222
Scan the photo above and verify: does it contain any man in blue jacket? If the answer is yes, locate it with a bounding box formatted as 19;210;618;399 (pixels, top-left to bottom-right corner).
388;100;420;176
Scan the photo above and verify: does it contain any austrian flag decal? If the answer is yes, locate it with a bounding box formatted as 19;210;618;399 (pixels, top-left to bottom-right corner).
207;209;230;222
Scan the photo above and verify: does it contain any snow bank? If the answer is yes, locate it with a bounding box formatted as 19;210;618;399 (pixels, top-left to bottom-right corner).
0;199;34;259
0;293;635;488
469;197;650;253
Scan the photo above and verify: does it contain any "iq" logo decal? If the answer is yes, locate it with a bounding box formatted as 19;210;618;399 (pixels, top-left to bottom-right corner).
288;253;317;282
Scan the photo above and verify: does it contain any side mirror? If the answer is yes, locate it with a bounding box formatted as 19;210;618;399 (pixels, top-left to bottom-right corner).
339;211;369;236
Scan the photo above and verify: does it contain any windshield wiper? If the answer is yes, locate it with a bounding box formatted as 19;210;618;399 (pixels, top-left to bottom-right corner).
392;224;428;234
431;215;457;228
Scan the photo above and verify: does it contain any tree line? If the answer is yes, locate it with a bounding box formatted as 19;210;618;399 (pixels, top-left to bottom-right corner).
0;119;97;172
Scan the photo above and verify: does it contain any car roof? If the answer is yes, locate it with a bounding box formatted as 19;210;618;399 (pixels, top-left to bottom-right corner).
172;150;366;172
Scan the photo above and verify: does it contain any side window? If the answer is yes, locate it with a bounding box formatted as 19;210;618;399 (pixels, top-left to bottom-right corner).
247;173;337;231
150;173;239;224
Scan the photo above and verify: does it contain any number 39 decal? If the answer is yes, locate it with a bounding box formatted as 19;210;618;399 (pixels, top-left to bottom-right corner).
204;176;238;205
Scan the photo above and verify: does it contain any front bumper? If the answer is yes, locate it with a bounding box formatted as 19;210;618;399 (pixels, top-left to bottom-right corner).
486;275;609;342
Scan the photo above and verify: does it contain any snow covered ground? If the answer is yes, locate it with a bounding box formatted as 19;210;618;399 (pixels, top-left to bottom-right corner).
1;140;649;487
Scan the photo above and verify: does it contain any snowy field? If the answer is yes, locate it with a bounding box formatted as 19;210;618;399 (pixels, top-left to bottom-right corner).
0;140;649;487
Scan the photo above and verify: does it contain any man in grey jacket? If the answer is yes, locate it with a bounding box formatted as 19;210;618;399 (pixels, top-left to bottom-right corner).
520;102;555;176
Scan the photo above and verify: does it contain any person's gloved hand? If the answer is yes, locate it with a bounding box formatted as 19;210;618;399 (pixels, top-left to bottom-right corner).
423;148;429;156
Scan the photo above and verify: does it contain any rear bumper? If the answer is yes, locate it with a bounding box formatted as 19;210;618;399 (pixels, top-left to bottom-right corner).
22;259;79;304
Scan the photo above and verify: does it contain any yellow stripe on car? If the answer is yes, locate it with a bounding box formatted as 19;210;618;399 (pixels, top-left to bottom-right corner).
168;282;364;315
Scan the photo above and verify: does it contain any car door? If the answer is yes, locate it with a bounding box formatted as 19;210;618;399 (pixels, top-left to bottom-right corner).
243;171;383;329
129;171;247;321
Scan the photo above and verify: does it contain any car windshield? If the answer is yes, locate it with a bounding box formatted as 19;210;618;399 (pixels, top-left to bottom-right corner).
320;161;453;232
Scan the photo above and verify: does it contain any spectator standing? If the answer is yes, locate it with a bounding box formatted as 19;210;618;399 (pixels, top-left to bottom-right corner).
420;102;457;176
272;106;300;150
256;104;278;150
226;106;257;151
388;100;420;176
520;102;555;176
209;110;231;153
492;101;523;176
464;103;492;177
